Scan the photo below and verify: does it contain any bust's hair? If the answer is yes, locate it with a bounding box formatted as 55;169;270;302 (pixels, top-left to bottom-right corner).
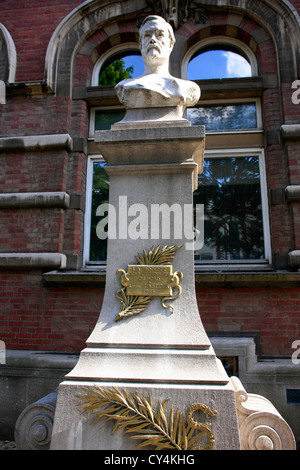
139;15;176;48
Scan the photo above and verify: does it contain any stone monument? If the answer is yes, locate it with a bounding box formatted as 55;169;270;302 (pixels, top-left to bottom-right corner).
50;15;241;450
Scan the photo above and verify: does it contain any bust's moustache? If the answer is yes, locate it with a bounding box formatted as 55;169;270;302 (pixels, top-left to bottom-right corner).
146;45;161;54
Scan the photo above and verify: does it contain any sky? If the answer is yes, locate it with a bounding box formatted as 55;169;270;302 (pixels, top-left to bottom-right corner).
188;50;252;79
123;55;144;77
123;50;251;80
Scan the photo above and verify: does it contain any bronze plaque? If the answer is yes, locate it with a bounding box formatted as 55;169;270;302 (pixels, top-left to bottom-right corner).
126;265;173;296
115;245;183;321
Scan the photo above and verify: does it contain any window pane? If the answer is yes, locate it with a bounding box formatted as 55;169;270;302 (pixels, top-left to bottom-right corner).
188;49;252;80
99;53;143;86
187;104;257;130
90;162;109;262
88;158;265;263
95;110;126;131
123;55;144;77
194;157;265;261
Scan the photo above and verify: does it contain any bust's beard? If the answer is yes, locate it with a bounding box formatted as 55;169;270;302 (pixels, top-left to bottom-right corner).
142;51;169;70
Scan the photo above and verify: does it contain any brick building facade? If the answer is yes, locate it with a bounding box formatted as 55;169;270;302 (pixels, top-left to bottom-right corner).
0;0;300;443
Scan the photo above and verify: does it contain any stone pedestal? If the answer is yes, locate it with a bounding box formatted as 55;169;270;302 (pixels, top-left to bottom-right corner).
50;122;241;450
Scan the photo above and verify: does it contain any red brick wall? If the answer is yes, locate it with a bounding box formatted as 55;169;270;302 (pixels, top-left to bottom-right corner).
0;272;103;352
198;288;300;357
1;276;299;357
0;0;83;82
0;151;68;192
0;209;65;253
0;2;300;360
0;98;71;138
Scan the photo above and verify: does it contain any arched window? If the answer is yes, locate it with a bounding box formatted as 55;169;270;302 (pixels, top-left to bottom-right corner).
90;46;143;134
183;38;260;133
92;45;143;87
182;37;257;80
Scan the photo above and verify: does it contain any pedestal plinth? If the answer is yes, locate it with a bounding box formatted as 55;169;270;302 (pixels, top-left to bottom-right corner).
50;123;241;450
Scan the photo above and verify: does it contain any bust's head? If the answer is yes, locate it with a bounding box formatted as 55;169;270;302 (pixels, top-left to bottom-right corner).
139;16;176;69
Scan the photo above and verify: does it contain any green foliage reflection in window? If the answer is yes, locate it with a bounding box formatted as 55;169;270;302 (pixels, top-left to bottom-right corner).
95;110;126;131
99;54;143;86
90;162;109;262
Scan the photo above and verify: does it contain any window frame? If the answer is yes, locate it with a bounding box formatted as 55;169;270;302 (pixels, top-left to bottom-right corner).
90;98;262;137
89;106;125;137
83;154;108;267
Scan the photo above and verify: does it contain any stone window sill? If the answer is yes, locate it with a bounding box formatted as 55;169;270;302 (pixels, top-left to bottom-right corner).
42;269;300;288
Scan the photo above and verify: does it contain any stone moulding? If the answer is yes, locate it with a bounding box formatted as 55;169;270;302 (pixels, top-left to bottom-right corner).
285;185;300;202
231;376;296;450
0;253;67;270
0;192;70;209
288;251;300;268
0;134;73;153
281;124;300;142
11;340;299;450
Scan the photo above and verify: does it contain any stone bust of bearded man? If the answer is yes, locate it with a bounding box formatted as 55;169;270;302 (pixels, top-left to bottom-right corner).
114;15;200;125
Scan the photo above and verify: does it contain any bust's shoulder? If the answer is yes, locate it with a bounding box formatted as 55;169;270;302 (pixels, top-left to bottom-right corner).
115;74;200;108
174;77;201;105
115;77;134;89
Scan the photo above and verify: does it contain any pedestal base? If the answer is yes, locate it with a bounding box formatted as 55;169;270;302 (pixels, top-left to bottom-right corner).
50;380;240;450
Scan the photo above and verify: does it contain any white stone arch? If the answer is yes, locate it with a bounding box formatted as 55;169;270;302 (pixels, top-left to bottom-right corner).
181;36;258;80
43;0;300;94
199;0;300;81
44;0;145;94
0;22;17;83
